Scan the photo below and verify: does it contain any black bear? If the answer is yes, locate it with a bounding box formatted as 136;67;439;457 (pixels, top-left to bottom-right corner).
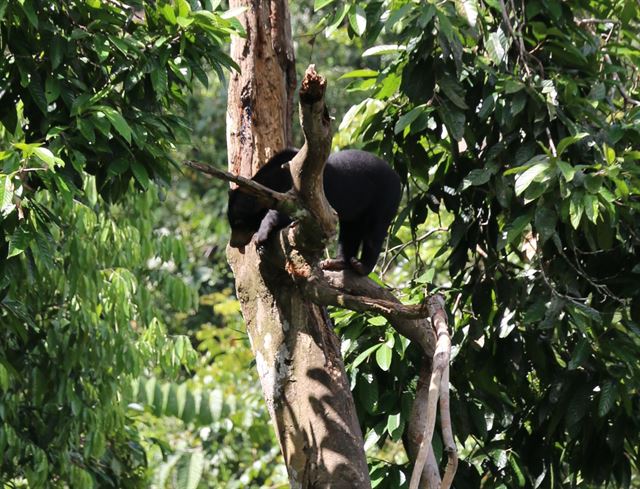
227;148;401;275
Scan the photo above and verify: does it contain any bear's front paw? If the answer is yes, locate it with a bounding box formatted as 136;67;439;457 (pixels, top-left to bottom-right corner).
321;258;348;271
253;231;269;247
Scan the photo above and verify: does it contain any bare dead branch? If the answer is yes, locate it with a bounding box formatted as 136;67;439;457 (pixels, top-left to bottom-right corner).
299;270;436;356
574;17;619;25
289;65;336;248
185;159;301;217
439;363;457;489
409;295;454;489
407;363;441;489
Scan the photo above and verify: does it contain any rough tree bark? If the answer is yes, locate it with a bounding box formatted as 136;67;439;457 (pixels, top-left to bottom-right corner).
222;2;456;488
225;2;370;487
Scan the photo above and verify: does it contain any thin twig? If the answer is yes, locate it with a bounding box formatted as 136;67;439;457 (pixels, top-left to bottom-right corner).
545;128;557;157
498;0;531;76
574;18;619;26
381;228;447;275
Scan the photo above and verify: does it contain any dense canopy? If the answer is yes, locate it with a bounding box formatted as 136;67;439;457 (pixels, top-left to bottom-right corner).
1;0;639;487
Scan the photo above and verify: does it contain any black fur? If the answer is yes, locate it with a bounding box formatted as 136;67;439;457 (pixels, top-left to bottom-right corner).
227;149;401;275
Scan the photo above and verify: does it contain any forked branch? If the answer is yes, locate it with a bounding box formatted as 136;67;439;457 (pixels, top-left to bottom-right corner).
409;295;454;489
187;64;457;489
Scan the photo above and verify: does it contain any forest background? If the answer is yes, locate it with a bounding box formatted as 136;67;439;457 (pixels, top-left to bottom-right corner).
1;0;639;488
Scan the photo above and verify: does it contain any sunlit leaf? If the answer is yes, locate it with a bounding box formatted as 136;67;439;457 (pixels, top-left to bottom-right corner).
177;451;205;489
348;6;366;36
314;0;335;10
362;45;405;57
487;28;508;64
455;0;478;27
514;162;550;196
375;344;392;371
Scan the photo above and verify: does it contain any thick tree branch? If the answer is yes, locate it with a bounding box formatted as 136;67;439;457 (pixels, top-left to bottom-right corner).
313;270;436;356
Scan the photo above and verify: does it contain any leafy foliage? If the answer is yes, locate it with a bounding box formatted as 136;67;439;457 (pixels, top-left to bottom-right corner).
0;1;237;486
315;0;640;487
128;80;287;488
132;310;287;488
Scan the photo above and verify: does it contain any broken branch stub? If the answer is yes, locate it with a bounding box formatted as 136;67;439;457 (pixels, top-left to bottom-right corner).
288;65;336;251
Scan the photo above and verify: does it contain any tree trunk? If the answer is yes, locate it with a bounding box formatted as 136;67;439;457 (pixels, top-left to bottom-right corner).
225;1;371;487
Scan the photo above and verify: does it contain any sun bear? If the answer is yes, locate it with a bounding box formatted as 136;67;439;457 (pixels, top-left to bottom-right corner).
227;148;401;275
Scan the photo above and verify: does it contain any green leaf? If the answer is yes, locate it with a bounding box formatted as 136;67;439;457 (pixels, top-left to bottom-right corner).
437;104;465;141
556;132;588;158
569;192;584;229
604;144;616;164
351;344;382;369
33;147;63;169
176;0;190;17
556;160;575;181
339;69;378;79
514;162;550;196
348;6;366;36
598;380;616;417
568;339;590;370
508;453;526;488
28;76;48;114
177;451;204;489
460;166;496;190
438;76;469;109
612;177;629;198
534;206;557;243
487;28;508;65
362;45;405;57
151;67;168;98
160;4;177;24
583;174;602;193
357;374;379;414
20;0;38;28
394;106;425;134
0;175;14;215
314;0;335;10
101;108;132;143
0;363;9;392
510;92;527;117
45;77;61;103
375;344;392;371
504;80;525;94
325;3;349;36
478;93;497;120
8;227;33;259
367;316;387;326
498;213;532;250
386;413;402;440
584;194;599;223
455;0;478;27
